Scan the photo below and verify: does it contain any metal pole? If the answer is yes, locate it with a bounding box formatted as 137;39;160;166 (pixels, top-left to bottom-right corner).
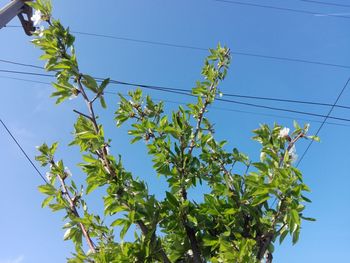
0;0;34;35
0;0;25;28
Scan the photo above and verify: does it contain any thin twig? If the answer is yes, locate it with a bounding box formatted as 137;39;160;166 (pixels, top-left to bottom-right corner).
50;161;96;253
73;109;93;121
76;74;171;262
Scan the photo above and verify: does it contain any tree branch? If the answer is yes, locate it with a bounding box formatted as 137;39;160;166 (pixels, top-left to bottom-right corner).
50;161;96;254
73;109;93;121
75;75;171;262
257;132;305;261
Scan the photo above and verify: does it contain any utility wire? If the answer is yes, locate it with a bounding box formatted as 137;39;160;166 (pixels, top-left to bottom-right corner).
1;68;350;123
297;77;350;166
133;86;350;123
5;26;350;70
213;0;350;19
1;58;350;110
0;69;54;78
1;74;349;180
0;118;48;184
2;75;349;128
3;25;21;28
213;93;350;110
72;31;350;70
73;31;207;52
0;59;43;70
0;75;50;85
301;0;350;8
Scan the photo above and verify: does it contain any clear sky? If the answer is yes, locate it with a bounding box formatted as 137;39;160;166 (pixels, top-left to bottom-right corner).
1;0;350;262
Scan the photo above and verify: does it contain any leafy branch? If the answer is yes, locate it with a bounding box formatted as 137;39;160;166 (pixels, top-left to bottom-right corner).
30;1;319;262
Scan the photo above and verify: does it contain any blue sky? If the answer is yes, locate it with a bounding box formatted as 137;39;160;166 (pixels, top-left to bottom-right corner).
1;0;350;262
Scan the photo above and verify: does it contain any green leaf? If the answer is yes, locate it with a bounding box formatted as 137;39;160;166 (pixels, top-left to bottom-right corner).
130;136;142;144
252;187;270;197
252;162;268;173
251;194;269;206
307;135;320;142
224;208;237;215
187;214;198;226
99;78;110;92
100;96;107;109
301;216;316;222
293;121;301;130
166;191;179;208
86;181;99;194
279;229;288;244
49;142;58;155
301;195;312;203
111;218;126;227
38;184;56;195
290;209;300;227
203;237;218;247
292;226;300;244
63;228;75;240
120;221;131;239
81;75;98;93
41;195;54;208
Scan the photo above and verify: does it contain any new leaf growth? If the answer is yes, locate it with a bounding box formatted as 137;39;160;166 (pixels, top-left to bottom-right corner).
31;1;319;262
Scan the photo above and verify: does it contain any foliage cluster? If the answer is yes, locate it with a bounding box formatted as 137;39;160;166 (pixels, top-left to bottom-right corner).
30;1;318;262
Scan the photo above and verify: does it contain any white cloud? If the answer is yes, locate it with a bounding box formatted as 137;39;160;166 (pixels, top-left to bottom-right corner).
0;255;24;263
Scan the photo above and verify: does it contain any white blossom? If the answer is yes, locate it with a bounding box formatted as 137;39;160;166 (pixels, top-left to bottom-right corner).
279;127;290;138
31;10;42;27
144;107;151;115
69;93;78;100
187;249;193;256
38;25;45;37
64;167;72;177
46;172;53;181
289;145;298;163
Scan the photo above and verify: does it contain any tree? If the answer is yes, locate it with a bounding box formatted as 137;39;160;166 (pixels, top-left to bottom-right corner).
29;1;318;262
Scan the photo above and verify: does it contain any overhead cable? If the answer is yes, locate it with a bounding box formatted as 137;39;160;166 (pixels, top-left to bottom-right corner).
213;0;350;19
301;0;350;8
1;75;349;128
0;58;349;110
1;68;350;123
71;31;350;70
297;77;350;166
5;26;350;70
0;118;48;184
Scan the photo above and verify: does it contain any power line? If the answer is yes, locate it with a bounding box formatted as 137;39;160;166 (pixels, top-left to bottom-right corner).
0;118;48;184
72;30;350;70
297;76;350;166
145;87;350;123
0;59;43;70
73;31;207;52
3;25;21;28
216;93;350;110
5;26;350;70
0;69;54;77
301;0;350;8
213;0;350;19
1;68;350;123
1;58;350;110
0;75;50;85
2;75;349;128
